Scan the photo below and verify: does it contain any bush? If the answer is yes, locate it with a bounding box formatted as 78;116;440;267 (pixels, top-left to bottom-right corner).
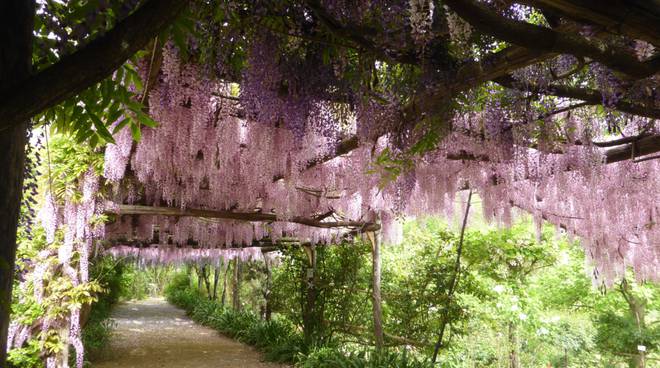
166;272;304;363
81;257;124;361
165;273;432;367
299;348;433;368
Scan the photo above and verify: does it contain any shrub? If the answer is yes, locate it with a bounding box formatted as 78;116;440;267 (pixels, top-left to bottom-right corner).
164;273;431;367
166;272;303;363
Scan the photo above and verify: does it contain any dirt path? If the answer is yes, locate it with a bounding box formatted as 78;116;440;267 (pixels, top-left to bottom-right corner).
92;298;284;368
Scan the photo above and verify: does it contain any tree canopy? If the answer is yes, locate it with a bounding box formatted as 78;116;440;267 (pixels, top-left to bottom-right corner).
86;0;659;284
5;0;658;284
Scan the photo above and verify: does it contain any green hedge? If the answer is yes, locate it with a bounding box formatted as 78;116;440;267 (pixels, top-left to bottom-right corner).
165;273;433;368
165;273;303;363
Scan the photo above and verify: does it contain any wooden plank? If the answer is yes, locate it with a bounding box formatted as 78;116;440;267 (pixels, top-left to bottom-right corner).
109;204;380;231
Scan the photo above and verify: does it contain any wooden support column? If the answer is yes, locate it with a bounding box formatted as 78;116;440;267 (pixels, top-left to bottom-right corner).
0;1;33;362
302;244;318;347
262;256;273;321
232;258;242;311
367;227;384;350
508;321;521;368
221;261;230;306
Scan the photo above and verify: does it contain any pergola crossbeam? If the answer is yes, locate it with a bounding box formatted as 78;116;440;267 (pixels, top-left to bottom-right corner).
109;204;380;231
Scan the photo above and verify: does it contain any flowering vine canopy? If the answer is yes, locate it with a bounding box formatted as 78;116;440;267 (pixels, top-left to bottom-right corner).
41;0;660;290
8;1;659;367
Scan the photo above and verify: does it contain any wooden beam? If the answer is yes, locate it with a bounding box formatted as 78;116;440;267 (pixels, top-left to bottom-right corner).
444;0;659;79
109;204;380;231
604;135;660;164
519;0;660;47
495;76;660;120
273;136;360;182
0;0;189;132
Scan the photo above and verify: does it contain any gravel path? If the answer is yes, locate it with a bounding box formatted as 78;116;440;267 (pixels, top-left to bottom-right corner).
92;298;284;368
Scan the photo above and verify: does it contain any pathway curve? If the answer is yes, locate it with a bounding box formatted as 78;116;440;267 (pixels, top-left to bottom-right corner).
92;298;284;368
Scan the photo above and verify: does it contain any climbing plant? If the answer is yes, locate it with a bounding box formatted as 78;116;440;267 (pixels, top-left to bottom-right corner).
1;1;659;366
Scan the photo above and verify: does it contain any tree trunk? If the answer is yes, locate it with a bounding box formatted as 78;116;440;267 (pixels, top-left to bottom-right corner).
508;321;521;368
221;262;230;306
202;264;211;299
232;259;241;311
196;265;203;291
212;264;221;301
620;279;647;368
0;1;34;364
367;231;384;349
57;327;70;368
432;190;472;363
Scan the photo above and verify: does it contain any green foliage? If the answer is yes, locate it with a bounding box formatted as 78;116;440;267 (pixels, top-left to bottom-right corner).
6;339;43;368
81;257;125;360
38;62;157;148
300;348;432;368
8;129;111;367
119;263;178;301
270;241;372;346
165;274;434;367
8;237;105;367
591;280;660;366
166;274;304;363
39;133;104;204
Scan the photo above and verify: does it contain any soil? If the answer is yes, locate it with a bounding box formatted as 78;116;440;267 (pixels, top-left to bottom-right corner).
92;298;285;368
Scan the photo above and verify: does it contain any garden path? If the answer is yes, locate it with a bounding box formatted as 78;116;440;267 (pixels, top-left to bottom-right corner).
92;298;284;368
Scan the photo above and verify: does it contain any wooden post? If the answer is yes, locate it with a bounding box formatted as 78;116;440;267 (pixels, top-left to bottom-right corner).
232;258;242;311
302;244;318;347
263;256;272;321
0;1;33;362
508;321;521;368
367;230;384;349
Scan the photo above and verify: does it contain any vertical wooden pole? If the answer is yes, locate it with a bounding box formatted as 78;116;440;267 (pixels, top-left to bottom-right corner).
0;1;34;363
263;256;272;321
232;258;242;311
367;230;384;349
508;321;521;368
302;244;317;347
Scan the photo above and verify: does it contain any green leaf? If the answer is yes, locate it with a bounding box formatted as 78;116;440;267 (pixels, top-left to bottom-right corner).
88;112;115;144
111;117;130;134
130;120;142;142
